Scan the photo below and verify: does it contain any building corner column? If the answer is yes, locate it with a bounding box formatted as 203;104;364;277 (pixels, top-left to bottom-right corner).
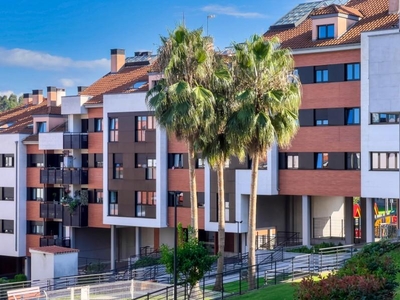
302;195;311;246
111;225;116;270
344;197;355;245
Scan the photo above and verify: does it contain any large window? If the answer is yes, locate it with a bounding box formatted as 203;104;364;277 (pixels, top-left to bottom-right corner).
371;113;399;124
109;191;118;215
27;154;44;167
94;118;103;132
27;221;43;235
95;154;103;168
170;154;184;169
1;154;14;167
346;63;360;81
37;122;47;133
315;68;329;83
318;24;334;39
1;220;13;234
28;188;44;201
371;152;399;170
113;154;123;179
316;153;329;169
287;154;299;169
109;118;119;142
136;115;155;142
95;190;103;203
136;191;156;217
346;108;360;125
146;158;156;180
346;153;361;170
0;187;14;201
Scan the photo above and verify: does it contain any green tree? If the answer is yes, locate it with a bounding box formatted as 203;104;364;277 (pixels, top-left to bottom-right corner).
229;35;301;290
146;25;216;237
160;224;217;298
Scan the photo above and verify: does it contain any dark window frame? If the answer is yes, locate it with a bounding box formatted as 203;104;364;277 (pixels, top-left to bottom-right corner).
346;108;360;125
95;154;103;168
108;191;118;216
136;191;156;218
346;152;361;170
346;63;360;81
135;115;155;142
27;221;43;235
317;24;334;40
287;154;299;169
109;118;119;142
1;219;13;234
94;118;103;132
315;68;329;83
3;154;14;167
371;152;399;171
371;113;399;124
146;158;156;180
316;152;329;169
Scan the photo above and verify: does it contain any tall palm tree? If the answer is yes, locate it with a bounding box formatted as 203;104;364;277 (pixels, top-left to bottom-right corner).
146;26;216;237
228;35;301;290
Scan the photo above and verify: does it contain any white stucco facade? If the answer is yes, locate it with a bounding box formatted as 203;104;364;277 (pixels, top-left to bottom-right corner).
0;134;28;257
361;29;400;198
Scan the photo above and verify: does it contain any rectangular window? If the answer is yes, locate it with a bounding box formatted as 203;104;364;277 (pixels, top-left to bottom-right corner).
109;118;118;142
136;115;155;142
27;221;43;235
196;158;205;169
95;190;103;203
95;118;103;132
316;153;329;169
287;154;299;169
258;155;268;169
146;158;156;180
171;154;184;169
136;191;156;217
109;191;118;216
95;154;103;168
346;63;360;81
113;154;123;179
315;69;329;83
225;201;230;222
346;153;361;170
346;108;360;125
318;24;334;39
27;154;44;167
1;220;13;234
315;119;328;126
371;152;399;170
37;122;47;133
2;155;14;167
371;113;399;124
0;187;14;201
28;188;44;201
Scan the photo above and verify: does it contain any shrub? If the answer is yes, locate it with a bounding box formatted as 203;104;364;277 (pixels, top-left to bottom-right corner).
132;256;160;269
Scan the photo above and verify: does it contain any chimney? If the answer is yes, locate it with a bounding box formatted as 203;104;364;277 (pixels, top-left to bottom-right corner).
389;0;400;14
111;49;125;73
23;93;32;105
32;90;43;105
77;86;88;94
47;86;57;107
56;88;66;106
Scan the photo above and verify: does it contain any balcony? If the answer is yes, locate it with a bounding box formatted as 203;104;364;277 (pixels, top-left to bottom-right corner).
63;205;88;227
40;202;63;219
40;168;89;185
63;133;88;149
40;236;71;247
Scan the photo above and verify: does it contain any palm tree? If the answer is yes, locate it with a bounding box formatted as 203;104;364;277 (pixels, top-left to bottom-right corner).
146;26;216;237
228;35;301;290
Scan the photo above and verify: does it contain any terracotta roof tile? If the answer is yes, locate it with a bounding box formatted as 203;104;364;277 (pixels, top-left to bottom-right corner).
311;4;364;18
82;65;151;105
30;245;79;255
264;0;398;50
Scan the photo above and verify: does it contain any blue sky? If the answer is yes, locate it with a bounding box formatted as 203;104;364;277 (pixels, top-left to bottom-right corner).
0;0;308;97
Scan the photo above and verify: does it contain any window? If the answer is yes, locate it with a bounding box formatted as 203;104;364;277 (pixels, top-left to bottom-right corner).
95;118;103;132
346;108;360;125
371;152;399;170
346;153;361;170
95;190;103;203
27;221;43;235
109;118;118;142
109;191;118;215
37;122;47;133
346;63;360;81
1;220;13;234
225;201;230;222
2;155;14;167
136;115;155;142
168;192;183;207
224;159;230;168
113;154;123;179
371;113;399;124
95;154;103;168
0;187;14;201
136;191;156;217
146;159;156;180
27;154;44;167
28;188;44;201
316;119;328;126
316;153;329;169
196;158;205;169
287;154;299;169
318;24;334;39
170;154;184;169
258;155;267;169
315;69;329;83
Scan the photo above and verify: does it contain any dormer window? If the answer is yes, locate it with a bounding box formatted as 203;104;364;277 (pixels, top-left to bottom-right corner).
318;24;334;39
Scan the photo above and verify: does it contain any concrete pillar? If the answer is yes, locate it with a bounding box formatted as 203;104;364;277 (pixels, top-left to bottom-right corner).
70;227;75;248
135;227;140;256
344;197;355;245
111;225;116;270
302;195;311;246
24;257;31;279
365;198;375;243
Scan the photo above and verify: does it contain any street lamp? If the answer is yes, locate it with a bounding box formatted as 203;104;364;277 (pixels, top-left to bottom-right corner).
206;15;215;36
235;220;243;254
171;191;181;300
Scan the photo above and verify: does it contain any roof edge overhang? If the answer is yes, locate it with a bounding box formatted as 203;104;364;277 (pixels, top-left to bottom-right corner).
291;42;360;55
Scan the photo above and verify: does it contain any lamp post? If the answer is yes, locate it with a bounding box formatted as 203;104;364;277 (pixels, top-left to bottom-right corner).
173;191;181;300
235;220;243;254
206;15;215;36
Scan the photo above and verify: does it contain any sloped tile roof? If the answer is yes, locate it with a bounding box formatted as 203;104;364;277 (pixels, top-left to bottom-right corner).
29;245;79;255
82;65;151;105
310;4;364;18
264;0;399;49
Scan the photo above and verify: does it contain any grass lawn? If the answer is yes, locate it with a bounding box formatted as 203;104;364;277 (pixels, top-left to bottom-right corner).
229;283;296;300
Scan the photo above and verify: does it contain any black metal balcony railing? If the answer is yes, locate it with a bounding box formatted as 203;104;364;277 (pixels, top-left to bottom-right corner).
40;236;71;248
40;202;63;219
63;133;88;149
40;168;88;185
63;205;88;227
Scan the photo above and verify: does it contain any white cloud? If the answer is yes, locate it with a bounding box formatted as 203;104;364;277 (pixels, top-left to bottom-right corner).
0;47;109;70
0;90;14;97
59;78;77;88
202;5;267;18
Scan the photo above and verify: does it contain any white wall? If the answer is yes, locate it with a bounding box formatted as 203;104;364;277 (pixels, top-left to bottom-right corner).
361;29;400;198
54;252;78;278
38;132;64;150
159;228;174;248
30;250;54;281
0;134;27;257
312;196;344;238
102;93;168;228
61;95;90;115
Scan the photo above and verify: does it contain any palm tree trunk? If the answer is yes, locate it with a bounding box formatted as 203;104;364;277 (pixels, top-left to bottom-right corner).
188;140;198;238
213;161;225;291
248;153;259;290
